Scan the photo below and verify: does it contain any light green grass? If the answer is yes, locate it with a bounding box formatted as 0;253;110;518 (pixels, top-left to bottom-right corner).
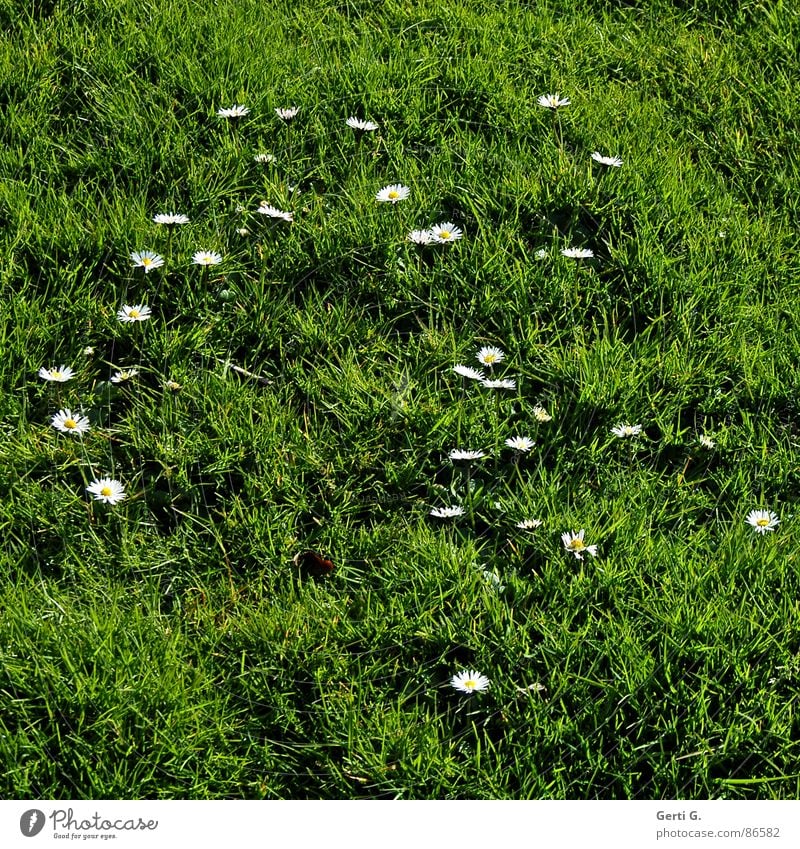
1;0;799;799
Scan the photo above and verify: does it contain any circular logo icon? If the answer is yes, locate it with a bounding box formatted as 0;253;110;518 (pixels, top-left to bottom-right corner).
20;810;46;837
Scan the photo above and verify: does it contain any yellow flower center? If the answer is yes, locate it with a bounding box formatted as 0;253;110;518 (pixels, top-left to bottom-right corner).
100;486;112;497
439;230;451;239
129;309;140;318
64;418;76;429
51;370;61;378
464;679;477;689
756;518;770;527
568;538;586;551
388;191;398;199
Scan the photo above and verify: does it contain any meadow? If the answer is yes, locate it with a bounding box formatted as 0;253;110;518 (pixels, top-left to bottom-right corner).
1;0;799;799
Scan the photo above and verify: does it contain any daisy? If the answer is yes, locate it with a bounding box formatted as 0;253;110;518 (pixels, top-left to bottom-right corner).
476;346;505;367
110;369;139;384
407;229;433;245
431;222;463;243
117;304;151;323
533;405;552;423
130;250;164;273
153;213;189;225
50;409;90;436
538;93;571;109
561;530;598;560
450;670;490;694
449;449;486;462
193;250;222;266
453;364;485;381
257;203;293;222
534;248;548;260
83;347;95;356
86;477;126;505
591;152;623;167
482;378;517;390
217;105;250;118
165;379;182;391
376;184;410;203
236;228;250;236
346;116;379;131
429;505;465;519
505;436;535;452
611;423;642;438
275;106;299;121
39;365;75;383
698;434;716;449
253;153;276;164
516;519;543;530
746;510;780;534
561;247;594;259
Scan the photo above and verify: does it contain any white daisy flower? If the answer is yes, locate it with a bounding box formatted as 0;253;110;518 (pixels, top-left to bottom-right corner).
532;405;552;423
476;346;505;367
450;670;490;694
253;153;276;164
86;477;127;505
346;116;379;131
611;423;642;438
591;152;623;167
153;213;189;225
449;449;486;461
165;379;182;391
117;304;151;323
561;247;594;259
110;369;139;384
746;510;780;534
408;229;433;245
538;93;571;109
505;436;535;452
482;378;517;390
516;519;543;530
50;409;90;436
257;203;293;222
275;106;299;121
39;365;75;383
431;222;463;243
534;248;548;260
83;347;95;356
217;105;250;118
130;250;164;273
561;529;598;560
429;505;465;519
376;184;410;203
453;364;485;381
698;434;716;449
193;250;222;266
237;228;250;236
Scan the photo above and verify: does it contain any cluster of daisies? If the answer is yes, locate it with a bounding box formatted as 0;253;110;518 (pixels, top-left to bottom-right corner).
372;183;464;246
38;363;131;505
428;345;602;561
426;338;781;579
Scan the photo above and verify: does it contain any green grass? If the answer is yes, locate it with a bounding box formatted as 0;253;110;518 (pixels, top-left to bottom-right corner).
1;0;799;799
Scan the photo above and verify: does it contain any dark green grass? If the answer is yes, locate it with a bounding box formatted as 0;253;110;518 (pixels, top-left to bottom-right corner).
1;0;799;798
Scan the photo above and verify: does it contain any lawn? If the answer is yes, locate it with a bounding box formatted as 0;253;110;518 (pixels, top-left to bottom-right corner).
0;0;799;799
